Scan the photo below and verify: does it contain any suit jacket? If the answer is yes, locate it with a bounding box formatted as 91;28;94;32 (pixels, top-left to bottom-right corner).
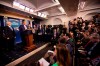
90;42;100;59
4;26;15;39
19;25;27;35
52;32;59;39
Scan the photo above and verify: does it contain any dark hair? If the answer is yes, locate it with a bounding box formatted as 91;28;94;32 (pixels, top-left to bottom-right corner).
66;33;70;37
56;44;70;66
22;20;25;24
58;37;67;44
22;20;25;22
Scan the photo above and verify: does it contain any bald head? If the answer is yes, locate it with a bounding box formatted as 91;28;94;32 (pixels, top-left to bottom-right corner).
6;21;12;26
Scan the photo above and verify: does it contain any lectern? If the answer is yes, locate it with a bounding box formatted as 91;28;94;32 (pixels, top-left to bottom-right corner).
24;30;36;51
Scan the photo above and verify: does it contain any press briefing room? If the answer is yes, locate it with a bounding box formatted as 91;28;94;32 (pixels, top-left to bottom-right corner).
0;0;100;66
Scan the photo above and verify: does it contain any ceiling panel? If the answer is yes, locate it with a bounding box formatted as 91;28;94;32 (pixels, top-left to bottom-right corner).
48;7;61;14
38;6;62;16
37;0;53;8
26;0;54;9
26;0;37;8
17;0;36;9
59;0;79;16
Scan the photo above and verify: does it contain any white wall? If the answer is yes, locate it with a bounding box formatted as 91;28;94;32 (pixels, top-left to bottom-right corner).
41;8;100;26
77;8;100;20
83;14;93;20
41;14;70;27
40;5;100;29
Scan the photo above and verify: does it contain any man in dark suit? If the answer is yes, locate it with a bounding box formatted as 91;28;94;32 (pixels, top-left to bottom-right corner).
51;29;59;45
19;20;27;47
4;21;16;51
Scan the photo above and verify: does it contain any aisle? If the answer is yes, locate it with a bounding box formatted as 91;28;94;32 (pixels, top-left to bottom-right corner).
16;44;53;66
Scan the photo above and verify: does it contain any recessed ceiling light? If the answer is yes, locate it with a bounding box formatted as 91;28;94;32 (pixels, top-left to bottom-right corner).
44;15;47;18
41;14;45;17
58;7;65;13
78;1;85;9
19;4;25;10
25;7;30;11
13;1;20;7
30;9;34;12
52;0;60;4
38;12;42;16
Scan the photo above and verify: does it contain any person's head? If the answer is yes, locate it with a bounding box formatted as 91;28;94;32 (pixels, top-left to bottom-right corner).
69;31;74;38
85;30;90;36
82;23;85;26
57;28;59;31
54;44;70;66
6;21;12;26
22;20;26;25
33;25;36;28
28;24;31;26
54;29;57;32
70;25;73;28
58;37;67;44
88;21;93;27
65;33;70;39
89;33;100;42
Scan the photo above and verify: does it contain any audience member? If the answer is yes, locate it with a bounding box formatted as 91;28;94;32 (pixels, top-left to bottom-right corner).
52;44;71;66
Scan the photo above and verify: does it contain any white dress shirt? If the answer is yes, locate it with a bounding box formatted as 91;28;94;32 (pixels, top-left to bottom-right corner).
24;25;27;30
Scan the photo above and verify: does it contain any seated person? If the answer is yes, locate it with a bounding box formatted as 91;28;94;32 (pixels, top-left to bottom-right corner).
38;44;71;66
38;50;56;66
52;44;71;66
78;33;100;58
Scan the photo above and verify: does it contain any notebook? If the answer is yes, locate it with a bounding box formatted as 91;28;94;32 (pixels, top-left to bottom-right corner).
39;58;50;66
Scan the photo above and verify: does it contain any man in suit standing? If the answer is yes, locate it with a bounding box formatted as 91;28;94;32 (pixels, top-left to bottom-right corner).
4;21;16;51
19;20;27;47
51;29;59;45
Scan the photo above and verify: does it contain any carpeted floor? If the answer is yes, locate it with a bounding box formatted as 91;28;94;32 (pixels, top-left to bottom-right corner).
0;42;49;66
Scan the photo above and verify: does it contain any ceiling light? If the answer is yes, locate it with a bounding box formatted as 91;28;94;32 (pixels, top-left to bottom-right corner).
44;15;47;18
52;0;60;4
19;4;25;10
38;12;42;16
58;7;65;13
81;2;85;9
41;14;45;17
30;9;34;12
78;2;85;9
41;11;49;15
25;7;30;11
13;1;20;7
